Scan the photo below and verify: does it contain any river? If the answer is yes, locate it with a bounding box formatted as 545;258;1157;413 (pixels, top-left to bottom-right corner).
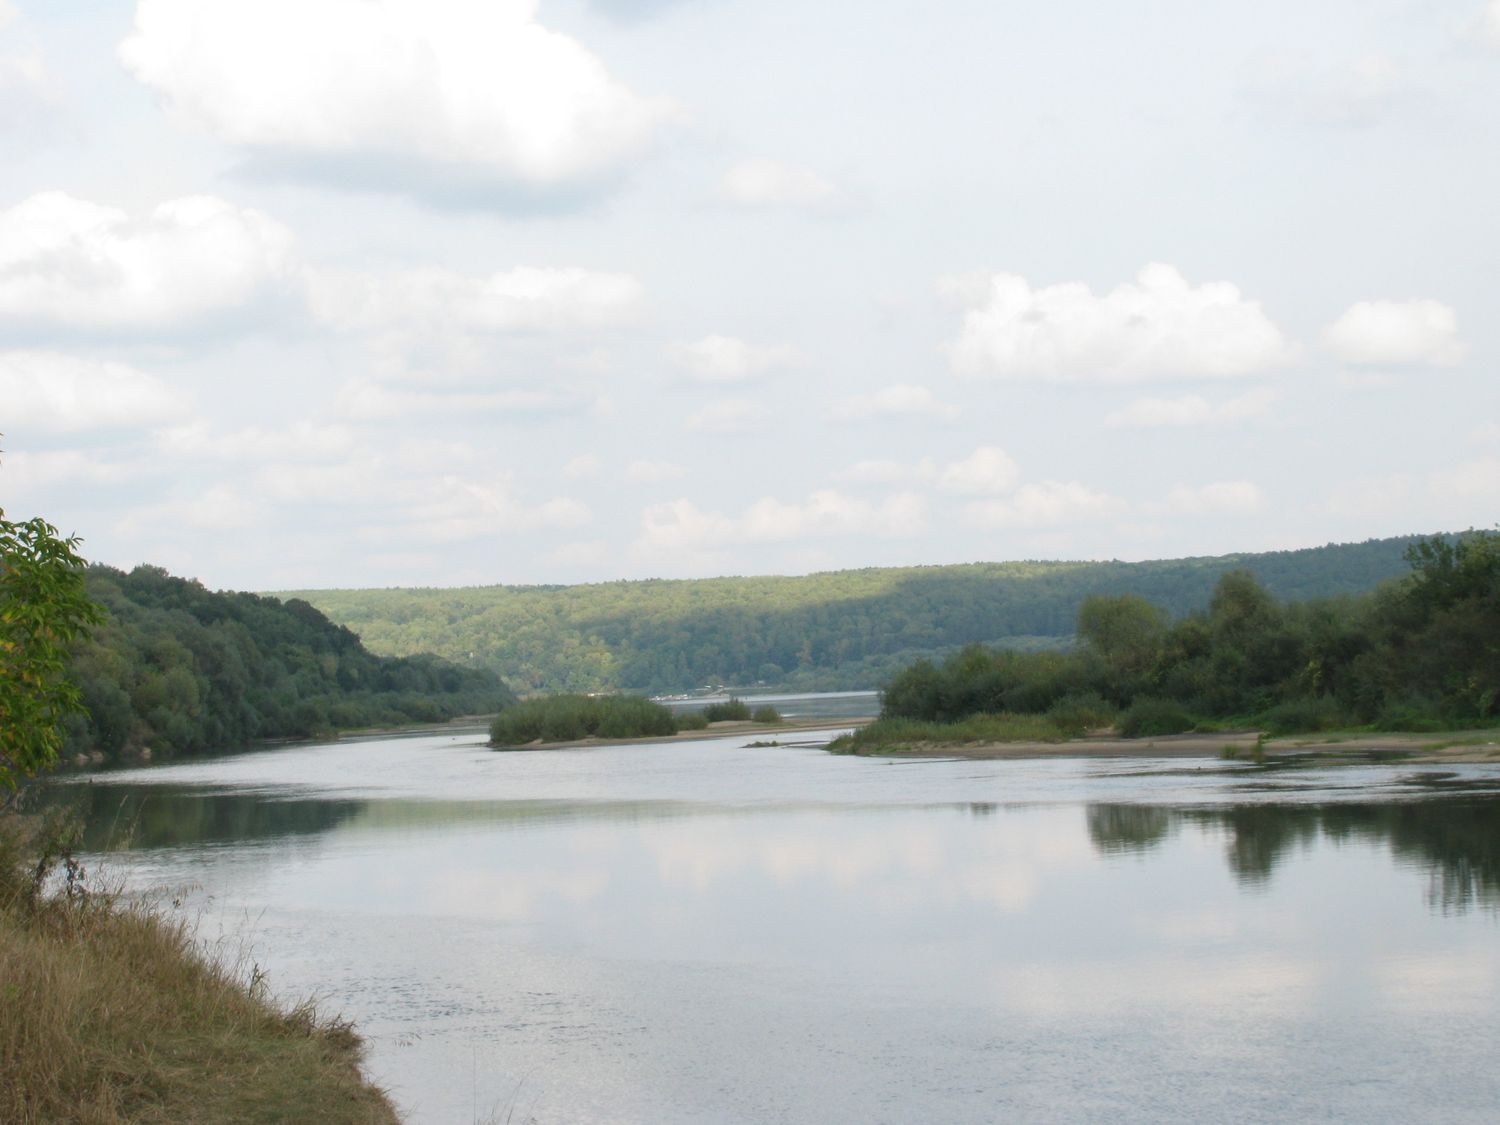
59;718;1500;1124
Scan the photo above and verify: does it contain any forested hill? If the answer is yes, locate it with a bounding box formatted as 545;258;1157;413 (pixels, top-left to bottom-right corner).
64;564;515;765
279;534;1434;695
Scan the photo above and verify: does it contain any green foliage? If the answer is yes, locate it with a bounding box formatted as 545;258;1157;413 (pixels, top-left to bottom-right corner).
829;712;1074;754
871;530;1500;743
0;512;104;790
751;704;782;723
61;564;514;765
702;697;752;722
489;693;678;746
1117;698;1197;739
281;534;1426;695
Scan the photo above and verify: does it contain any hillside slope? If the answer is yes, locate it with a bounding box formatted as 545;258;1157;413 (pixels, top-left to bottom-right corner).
280;534;1433;695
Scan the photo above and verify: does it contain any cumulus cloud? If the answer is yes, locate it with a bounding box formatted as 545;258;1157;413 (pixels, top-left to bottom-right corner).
941;263;1292;383
963;481;1123;528
1242;50;1401;127
832;384;959;422
835;458;938;486
0;351;188;431
721;159;842;212
1104;388;1277;429
0;449;141;490
308;266;645;337
686;398;767;433
336;380;577;420
1471;2;1500;49
1156;481;1266;516
154;419;357;462
637;489;925;552
1322;299;1464;367
626;459;688;483
118;0;677;201
937;446;1020;495
0;192;295;333
670;335;794;382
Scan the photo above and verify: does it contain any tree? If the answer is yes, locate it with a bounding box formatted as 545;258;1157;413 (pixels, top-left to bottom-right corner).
0;509;104;791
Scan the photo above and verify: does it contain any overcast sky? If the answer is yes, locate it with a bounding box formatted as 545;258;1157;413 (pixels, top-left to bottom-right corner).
2;0;1497;590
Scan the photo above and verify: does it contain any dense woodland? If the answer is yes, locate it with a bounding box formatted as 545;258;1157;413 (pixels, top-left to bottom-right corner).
866;530;1499;740
61;564;514;765
285;534;1425;695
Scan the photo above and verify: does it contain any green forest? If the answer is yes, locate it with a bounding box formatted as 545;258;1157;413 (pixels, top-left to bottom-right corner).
838;530;1500;751
282;534;1429;695
60;564;514;766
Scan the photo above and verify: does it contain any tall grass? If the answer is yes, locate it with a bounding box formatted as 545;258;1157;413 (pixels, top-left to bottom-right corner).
0;807;398;1125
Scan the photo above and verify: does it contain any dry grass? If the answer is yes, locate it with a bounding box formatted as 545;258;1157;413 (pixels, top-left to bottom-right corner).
0;809;400;1125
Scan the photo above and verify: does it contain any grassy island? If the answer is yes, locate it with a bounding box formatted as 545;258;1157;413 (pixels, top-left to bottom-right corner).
489;693;783;747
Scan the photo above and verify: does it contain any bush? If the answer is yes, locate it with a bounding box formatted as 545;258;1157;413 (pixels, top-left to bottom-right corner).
751;705;782;723
1045;692;1117;737
702;697;752;722
675;712;708;731
1118;698;1196;739
1259;696;1348;736
490;694;677;746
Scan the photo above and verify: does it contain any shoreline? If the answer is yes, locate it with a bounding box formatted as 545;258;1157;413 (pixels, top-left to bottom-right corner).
846;729;1500;764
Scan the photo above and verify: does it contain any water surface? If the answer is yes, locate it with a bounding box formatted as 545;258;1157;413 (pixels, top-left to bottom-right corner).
64;724;1500;1124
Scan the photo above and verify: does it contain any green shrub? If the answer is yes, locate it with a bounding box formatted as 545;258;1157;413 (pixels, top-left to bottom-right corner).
675;712;708;731
1259;696;1348;735
1118;698;1196;739
702;697;752;722
751;705;782;723
1045;692;1117;737
490;693;677;746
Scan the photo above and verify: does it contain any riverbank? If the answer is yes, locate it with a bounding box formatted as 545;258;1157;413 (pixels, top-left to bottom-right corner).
840;728;1500;763
0;812;400;1125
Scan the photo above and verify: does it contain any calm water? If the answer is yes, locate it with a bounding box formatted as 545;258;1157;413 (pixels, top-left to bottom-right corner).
58;722;1500;1124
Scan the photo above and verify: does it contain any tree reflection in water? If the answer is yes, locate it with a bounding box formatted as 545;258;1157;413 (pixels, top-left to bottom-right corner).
1087;798;1500;912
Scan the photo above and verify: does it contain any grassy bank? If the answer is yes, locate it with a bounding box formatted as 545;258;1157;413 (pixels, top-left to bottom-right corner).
0;809;398;1125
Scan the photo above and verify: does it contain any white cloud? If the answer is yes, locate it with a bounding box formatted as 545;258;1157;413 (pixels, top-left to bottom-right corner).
154;419;357;462
1429;455;1500;501
670;335;794;382
0;193;295;333
835;458;937;486
308;266;644;337
1104;388;1277;429
1322;299;1464;367
686;398;767;433
336;380;576;420
1243;50;1400;127
1157;481;1266;516
941;263;1292;382
963;481;1123;528
564;454;602;480
721;159;842;212
0;351;188;431
626;459;688;483
937;446;1020;495
832;384;959;421
637;490;925;552
119;0;677;197
0;449;139;489
1470;2;1500;50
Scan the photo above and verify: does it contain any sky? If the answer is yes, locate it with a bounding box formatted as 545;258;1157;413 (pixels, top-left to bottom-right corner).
1;0;1497;591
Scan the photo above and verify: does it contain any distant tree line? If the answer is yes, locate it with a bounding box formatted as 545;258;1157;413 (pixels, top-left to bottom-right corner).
287;535;1427;695
874;531;1500;737
62;564;515;765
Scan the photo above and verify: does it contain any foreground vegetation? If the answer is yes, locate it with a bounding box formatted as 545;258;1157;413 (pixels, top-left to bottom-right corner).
284;534;1425;694
61;564;515;767
489;693;781;746
0;809;398;1124
835;531;1500;752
